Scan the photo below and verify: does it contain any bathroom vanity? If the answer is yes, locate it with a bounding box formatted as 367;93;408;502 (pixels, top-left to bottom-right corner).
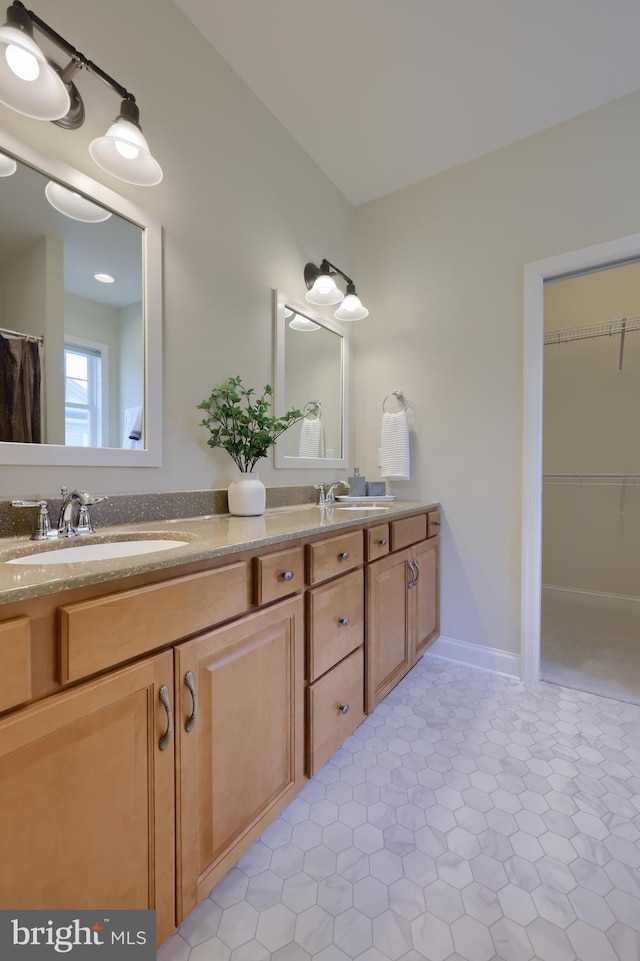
0;500;439;945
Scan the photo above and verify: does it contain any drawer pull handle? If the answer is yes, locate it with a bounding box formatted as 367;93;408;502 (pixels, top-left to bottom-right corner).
339;704;350;715
431;519;440;527
339;551;350;560
339;617;350;627
184;671;199;733
408;560;417;588
379;538;388;546
158;685;173;751
281;570;295;581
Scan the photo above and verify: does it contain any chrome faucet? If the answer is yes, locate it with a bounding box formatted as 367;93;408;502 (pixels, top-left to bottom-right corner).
324;480;350;505
57;487;108;537
12;487;108;540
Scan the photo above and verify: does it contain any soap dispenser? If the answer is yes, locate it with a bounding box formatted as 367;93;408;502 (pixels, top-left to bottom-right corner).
348;467;366;496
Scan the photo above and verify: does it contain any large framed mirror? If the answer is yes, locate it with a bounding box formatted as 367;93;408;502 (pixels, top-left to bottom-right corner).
0;128;161;467
273;289;349;469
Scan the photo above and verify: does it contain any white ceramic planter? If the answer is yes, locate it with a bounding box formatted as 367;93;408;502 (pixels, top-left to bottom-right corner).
227;471;266;516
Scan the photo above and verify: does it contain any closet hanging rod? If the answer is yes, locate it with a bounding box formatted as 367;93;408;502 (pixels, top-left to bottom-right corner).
0;326;44;344
544;472;640;478
544;314;640;345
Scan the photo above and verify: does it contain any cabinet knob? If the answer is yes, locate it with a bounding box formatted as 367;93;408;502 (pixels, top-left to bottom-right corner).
339;617;350;627
339;551;350;560
431;519;440;527
339;704;350;715
379;538;388;546
281;570;295;581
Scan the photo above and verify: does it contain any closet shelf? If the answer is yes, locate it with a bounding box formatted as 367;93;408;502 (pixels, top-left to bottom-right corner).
544;315;640;345
544;472;640;486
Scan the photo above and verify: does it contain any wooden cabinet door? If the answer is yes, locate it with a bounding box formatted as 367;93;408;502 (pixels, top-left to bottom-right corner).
411;537;440;663
366;549;412;712
0;651;176;946
175;596;304;921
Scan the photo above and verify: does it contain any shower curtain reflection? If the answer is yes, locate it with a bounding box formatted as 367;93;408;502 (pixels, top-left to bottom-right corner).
0;334;42;443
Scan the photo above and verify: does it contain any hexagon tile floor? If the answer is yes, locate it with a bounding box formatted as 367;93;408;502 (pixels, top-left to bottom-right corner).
158;656;640;961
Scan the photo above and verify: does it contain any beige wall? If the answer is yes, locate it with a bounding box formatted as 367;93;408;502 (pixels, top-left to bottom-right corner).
543;264;640;596
355;89;640;657
0;0;354;497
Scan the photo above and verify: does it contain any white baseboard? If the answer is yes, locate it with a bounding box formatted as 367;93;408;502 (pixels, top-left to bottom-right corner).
542;585;640;616
424;636;520;679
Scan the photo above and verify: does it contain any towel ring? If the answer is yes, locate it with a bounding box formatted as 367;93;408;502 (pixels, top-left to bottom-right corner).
382;390;407;413
303;400;322;419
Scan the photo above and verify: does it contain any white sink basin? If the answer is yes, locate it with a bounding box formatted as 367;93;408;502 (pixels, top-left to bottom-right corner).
6;538;191;565
334;505;392;511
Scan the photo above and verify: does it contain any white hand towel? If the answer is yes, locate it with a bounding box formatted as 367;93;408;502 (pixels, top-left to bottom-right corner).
123;406;143;449
298;416;325;458
380;410;410;479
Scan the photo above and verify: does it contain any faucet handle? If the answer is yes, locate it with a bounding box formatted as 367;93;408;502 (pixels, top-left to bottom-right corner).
12;500;53;540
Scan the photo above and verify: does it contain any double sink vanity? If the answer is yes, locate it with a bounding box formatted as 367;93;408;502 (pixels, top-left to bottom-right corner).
0;497;440;945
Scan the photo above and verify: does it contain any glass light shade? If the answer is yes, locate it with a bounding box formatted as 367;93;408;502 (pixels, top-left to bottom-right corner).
305;273;344;306
45;181;112;223
0;25;70;119
288;313;320;331
333;293;369;321
0;151;16;176
89;118;163;186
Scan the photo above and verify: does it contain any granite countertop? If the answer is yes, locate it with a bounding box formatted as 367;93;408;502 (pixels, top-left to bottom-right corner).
0;500;438;606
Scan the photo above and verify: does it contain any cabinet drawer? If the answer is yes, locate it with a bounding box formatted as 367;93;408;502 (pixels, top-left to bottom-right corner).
366;523;390;561
428;510;441;538
307;530;363;584
59;562;251;683
308;569;364;681
255;546;304;605
307;646;364;776
0;617;31;712
390;514;427;551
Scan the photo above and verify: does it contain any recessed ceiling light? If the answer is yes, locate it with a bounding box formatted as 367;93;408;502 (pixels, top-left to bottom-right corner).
94;272;115;284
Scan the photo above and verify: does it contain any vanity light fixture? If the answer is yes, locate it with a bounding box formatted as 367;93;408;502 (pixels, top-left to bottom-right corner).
45;180;112;222
288;311;320;332
0;149;16;175
304;259;369;320
0;1;163;186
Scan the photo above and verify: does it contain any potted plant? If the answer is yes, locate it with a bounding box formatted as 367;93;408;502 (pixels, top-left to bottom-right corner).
197;375;306;515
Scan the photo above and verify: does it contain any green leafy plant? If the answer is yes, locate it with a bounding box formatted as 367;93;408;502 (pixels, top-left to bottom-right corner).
197;375;308;473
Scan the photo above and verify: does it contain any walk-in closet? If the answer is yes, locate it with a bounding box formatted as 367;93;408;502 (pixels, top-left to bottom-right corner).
542;261;640;703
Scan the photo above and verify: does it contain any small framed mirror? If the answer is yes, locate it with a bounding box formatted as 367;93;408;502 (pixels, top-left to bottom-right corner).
272;289;349;469
0;129;162;467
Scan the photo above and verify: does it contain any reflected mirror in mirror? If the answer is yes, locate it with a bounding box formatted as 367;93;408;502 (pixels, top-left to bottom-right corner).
0;131;161;467
273;290;349;469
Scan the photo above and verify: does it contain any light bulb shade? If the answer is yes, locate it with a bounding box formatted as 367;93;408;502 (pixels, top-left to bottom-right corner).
288;313;320;331
0;150;16;176
89;116;163;187
0;24;70;120
305;272;344;306
334;293;369;321
45;180;112;222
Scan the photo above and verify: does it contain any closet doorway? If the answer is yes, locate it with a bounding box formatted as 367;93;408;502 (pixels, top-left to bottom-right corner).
540;261;640;703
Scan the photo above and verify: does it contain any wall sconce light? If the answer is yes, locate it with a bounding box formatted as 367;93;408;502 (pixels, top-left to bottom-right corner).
304;259;369;320
0;1;162;186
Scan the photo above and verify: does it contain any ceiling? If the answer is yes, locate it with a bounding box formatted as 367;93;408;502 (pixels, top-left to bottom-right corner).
173;0;640;206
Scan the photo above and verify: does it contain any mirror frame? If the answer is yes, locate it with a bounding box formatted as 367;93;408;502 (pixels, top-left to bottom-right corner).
0;127;162;467
272;288;349;469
